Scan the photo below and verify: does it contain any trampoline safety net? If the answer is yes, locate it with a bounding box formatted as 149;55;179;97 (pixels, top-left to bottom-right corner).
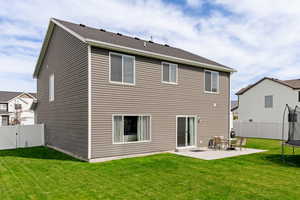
286;105;300;146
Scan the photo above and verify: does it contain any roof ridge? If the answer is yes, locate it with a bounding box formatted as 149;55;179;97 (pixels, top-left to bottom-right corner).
55;18;173;49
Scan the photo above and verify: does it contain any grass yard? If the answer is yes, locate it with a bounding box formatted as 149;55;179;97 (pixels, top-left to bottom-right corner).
1;139;300;200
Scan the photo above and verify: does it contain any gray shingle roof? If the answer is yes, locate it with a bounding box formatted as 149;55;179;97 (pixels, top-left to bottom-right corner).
283;79;300;89
231;100;238;110
54;18;234;71
0;91;22;102
0;91;36;102
236;77;300;95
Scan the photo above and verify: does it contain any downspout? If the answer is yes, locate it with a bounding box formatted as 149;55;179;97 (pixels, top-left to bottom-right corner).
228;72;231;140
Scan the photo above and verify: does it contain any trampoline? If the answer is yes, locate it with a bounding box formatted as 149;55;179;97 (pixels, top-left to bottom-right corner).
281;104;300;159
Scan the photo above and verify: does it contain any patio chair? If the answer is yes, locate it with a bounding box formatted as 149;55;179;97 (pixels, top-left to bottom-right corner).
213;137;222;150
213;136;228;150
208;139;214;149
231;137;247;150
240;137;247;150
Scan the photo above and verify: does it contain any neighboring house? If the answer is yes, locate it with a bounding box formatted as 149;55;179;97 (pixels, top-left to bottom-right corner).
236;77;300;123
33;18;236;162
231;100;239;120
0;91;37;126
229;100;238;130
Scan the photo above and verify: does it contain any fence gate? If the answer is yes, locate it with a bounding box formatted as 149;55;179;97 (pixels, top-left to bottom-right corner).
0;124;44;150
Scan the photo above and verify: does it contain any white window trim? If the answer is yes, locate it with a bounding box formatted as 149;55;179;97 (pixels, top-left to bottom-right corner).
112;114;152;144
204;70;219;94
161;62;178;85
109;52;136;86
49;73;55;102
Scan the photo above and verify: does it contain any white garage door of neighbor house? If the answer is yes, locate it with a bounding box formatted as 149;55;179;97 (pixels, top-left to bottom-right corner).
0;124;44;150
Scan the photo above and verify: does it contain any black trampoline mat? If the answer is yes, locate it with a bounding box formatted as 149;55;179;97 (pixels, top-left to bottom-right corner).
286;140;300;146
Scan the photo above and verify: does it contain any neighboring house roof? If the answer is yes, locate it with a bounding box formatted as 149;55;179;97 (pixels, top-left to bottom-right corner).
231;100;238;111
28;93;37;98
0;91;22;102
33;18;236;78
0;91;37;103
284;79;300;89
236;77;300;95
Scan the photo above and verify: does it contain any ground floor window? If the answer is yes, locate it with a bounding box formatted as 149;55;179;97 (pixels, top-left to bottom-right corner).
113;115;151;143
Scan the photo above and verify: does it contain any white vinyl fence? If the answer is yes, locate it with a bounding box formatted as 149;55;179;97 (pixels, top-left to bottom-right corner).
0;124;44;150
233;121;288;140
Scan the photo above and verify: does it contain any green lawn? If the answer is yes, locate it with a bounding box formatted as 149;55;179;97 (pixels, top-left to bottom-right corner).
0;139;300;200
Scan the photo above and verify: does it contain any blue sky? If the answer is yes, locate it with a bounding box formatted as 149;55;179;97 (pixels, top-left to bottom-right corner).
1;0;300;99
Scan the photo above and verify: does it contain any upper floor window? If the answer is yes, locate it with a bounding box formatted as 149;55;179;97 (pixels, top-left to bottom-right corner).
49;73;55;102
14;104;22;110
110;52;135;85
162;62;177;84
205;70;219;93
0;103;7;111
265;95;273;108
298;91;300;102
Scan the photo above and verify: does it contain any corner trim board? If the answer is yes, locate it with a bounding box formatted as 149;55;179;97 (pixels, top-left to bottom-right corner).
88;45;92;159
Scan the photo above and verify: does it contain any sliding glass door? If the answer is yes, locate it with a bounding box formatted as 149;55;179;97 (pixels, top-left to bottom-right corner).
177;116;196;147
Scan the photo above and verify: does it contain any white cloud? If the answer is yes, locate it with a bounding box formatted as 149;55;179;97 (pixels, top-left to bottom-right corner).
0;0;300;98
0;54;35;74
186;0;204;8
0;73;36;92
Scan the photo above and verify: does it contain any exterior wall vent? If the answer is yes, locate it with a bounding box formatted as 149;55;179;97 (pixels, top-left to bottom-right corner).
99;28;106;32
134;37;140;40
79;24;86;27
117;33;123;36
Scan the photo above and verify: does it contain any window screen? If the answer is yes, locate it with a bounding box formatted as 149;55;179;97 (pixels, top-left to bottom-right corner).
265;95;273;108
163;63;169;82
162;62;177;84
110;54;122;82
110;53;135;84
123;56;134;83
205;71;219;93
205;71;212;92
212;72;218;92
170;64;177;83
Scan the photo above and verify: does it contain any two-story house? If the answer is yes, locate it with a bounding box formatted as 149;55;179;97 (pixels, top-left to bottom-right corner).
236;77;300;123
0;91;37;126
33;18;236;162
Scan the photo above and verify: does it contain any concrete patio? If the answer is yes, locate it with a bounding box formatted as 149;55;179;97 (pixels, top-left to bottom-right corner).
171;147;267;160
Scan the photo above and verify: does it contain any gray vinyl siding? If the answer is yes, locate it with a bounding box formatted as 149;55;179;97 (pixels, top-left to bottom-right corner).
36;25;88;159
90;47;229;159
